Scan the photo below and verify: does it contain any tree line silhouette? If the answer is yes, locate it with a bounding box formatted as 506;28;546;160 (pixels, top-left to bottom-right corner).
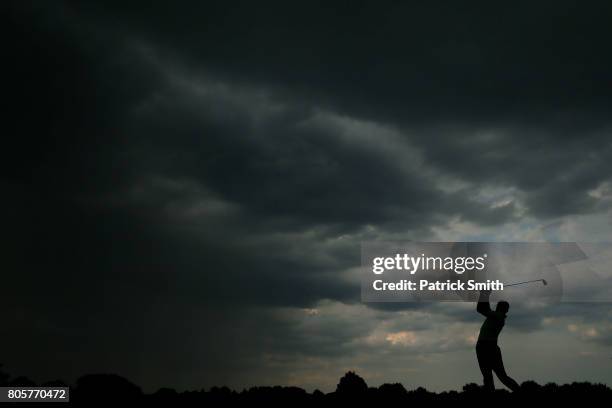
1;365;610;404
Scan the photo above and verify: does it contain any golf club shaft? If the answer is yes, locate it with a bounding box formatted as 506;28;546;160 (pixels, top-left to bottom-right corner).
505;279;545;287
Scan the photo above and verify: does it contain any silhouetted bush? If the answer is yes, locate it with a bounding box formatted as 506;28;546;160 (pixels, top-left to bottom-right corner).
73;374;142;403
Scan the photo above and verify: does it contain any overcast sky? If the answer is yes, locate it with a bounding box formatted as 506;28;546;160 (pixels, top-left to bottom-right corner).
4;1;612;392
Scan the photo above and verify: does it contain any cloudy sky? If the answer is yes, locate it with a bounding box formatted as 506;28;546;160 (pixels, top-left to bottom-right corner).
4;0;612;392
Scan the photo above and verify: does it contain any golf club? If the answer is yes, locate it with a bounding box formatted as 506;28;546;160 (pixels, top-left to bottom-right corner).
504;279;548;288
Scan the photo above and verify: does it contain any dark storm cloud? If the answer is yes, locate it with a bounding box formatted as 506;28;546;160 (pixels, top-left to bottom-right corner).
8;0;612;235
4;0;612;391
61;0;612;219
69;1;612;122
126;65;519;231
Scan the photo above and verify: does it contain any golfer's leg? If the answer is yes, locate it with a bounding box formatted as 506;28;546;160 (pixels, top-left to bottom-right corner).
492;346;520;392
476;346;495;391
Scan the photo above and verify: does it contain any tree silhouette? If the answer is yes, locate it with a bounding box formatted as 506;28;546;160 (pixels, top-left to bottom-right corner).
0;365;610;403
336;371;368;395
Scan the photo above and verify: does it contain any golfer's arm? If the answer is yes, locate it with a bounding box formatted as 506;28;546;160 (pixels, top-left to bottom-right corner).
476;291;492;316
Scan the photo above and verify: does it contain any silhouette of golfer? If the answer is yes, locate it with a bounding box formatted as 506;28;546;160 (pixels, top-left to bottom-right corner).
476;289;520;392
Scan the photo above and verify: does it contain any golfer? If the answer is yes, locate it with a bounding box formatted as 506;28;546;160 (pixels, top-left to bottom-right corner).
476;289;520;392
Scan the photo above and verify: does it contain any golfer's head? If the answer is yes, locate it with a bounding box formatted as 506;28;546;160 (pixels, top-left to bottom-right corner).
496;301;509;314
